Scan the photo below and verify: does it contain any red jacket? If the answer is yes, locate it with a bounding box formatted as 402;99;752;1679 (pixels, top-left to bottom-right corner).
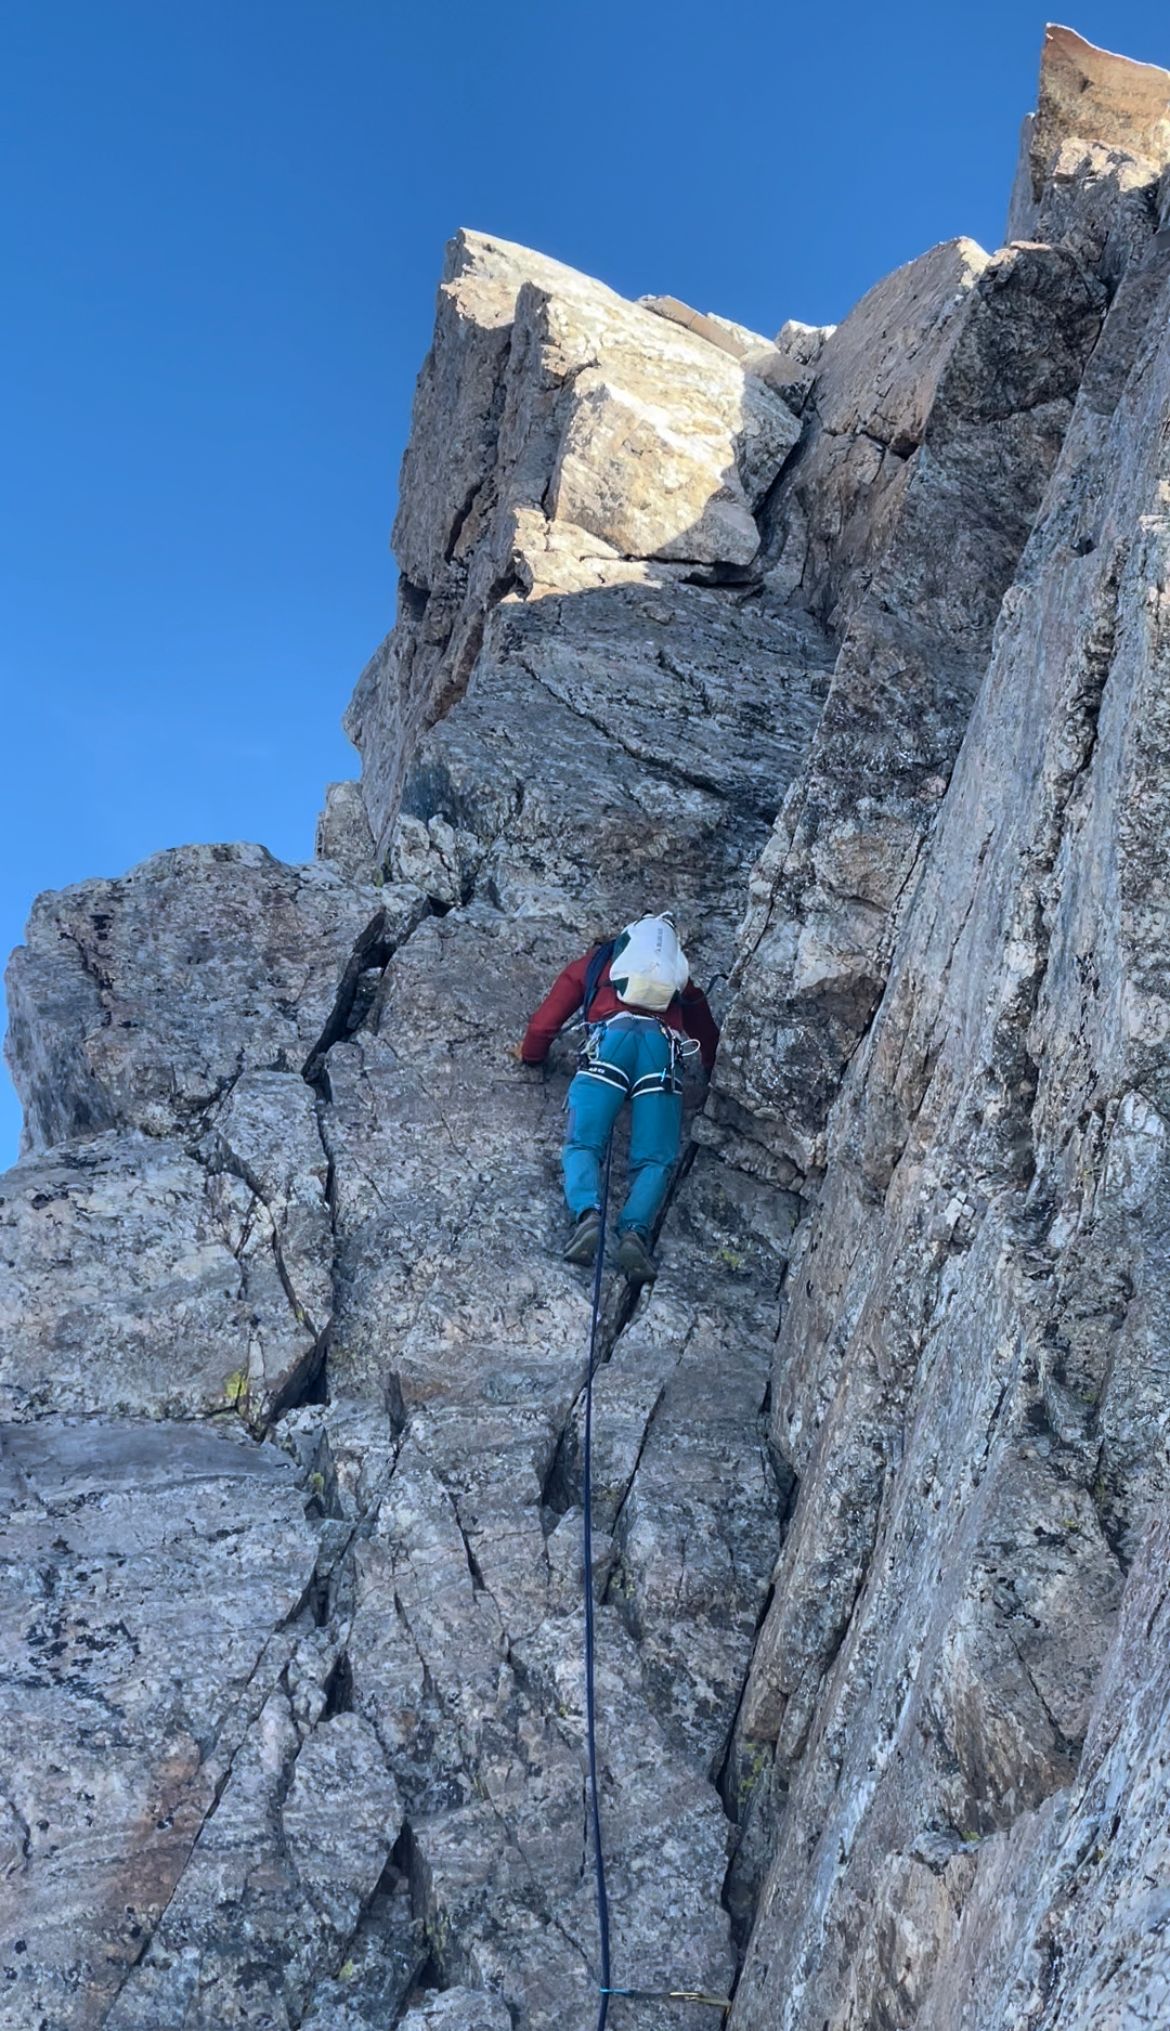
521;946;719;1070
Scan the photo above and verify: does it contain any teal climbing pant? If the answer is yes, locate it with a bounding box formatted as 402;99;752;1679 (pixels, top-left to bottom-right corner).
563;1017;683;1235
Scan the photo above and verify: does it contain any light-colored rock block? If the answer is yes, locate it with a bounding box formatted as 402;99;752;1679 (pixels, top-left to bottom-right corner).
316;777;377;881
350;230;800;856
1030;24;1170;192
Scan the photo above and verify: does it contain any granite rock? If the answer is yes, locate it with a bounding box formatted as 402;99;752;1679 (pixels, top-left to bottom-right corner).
345;230;801;860
708;238;1106;1186
316;777;378;881
3;842;420;1151
0;234;819;2031
1029;25;1170;201
728;181;1170;2031
5;27;1170;2031
0;1421;319;2031
399;1992;513;2031
0;1103;326;1427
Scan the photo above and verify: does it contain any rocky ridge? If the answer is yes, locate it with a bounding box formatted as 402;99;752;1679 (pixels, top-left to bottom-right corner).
3;21;1170;2031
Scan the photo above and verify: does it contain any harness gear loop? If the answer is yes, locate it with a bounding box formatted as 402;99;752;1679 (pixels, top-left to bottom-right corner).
579;1052;633;1094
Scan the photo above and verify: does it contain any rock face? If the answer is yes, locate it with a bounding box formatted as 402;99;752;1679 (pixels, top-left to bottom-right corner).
2;233;818;2031
5;22;1170;2031
729;215;1170;2027
704;236;1107;1185
344;229;802;862
4;843;421;1152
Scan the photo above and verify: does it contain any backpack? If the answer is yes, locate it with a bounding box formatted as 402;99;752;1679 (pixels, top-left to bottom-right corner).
584;916;689;1018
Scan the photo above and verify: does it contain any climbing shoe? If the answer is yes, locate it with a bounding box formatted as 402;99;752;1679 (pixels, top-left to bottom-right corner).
617;1226;657;1288
564;1208;601;1266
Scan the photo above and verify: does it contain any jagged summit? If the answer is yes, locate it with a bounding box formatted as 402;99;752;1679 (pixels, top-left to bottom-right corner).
1008;21;1170;241
1036;23;1170;177
4;24;1170;2031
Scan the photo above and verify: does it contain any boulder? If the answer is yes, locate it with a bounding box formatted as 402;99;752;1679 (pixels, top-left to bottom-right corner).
3;842;419;1149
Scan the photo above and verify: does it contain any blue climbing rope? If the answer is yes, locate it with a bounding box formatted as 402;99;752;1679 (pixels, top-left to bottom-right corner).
583;1135;614;2031
579;1139;734;2024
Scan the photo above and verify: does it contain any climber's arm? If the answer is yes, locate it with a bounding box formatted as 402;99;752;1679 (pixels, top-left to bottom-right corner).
519;953;590;1063
680;980;719;1072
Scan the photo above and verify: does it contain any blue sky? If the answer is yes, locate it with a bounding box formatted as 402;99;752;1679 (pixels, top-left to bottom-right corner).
2;0;1167;1163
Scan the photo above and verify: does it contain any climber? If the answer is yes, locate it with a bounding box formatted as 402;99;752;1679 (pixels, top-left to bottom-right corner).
514;913;719;1286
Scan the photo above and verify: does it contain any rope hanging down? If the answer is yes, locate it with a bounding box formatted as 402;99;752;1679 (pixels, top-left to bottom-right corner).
580;1140;733;2025
583;1138;614;2031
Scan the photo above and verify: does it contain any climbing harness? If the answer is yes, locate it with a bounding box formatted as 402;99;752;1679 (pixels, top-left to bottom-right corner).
577;1025;634;1091
576;1013;696;1095
575;933;703;1103
580;1139;733;2024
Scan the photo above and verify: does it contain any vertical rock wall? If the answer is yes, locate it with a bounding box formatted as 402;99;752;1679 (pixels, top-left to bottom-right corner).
3;23;1170;2031
719;26;1170;2031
